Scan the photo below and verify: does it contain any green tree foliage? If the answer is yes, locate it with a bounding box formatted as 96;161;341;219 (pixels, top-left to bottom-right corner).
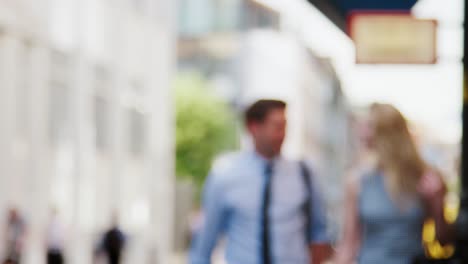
175;73;238;190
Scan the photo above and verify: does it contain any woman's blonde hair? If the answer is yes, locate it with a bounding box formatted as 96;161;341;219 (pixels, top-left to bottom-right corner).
370;103;426;202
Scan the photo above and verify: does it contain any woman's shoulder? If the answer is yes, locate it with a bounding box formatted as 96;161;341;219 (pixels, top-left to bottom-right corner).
345;165;379;194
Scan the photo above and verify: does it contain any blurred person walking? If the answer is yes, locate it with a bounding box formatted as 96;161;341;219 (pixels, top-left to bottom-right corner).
4;208;26;264
190;99;332;264
45;208;66;264
334;104;454;264
99;216;126;264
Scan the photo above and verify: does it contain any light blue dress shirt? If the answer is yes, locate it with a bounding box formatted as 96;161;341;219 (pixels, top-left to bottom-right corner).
189;151;330;264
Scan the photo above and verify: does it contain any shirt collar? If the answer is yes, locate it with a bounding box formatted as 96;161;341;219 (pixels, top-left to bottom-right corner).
250;150;281;166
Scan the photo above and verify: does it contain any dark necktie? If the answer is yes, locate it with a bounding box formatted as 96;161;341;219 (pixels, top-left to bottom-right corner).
261;162;273;264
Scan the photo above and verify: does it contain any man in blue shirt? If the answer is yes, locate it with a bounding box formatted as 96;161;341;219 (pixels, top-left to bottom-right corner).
190;99;332;264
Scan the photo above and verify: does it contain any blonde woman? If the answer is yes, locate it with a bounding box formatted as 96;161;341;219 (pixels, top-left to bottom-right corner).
334;104;454;264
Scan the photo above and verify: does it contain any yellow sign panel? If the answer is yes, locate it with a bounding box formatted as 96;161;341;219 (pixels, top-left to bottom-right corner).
350;13;437;64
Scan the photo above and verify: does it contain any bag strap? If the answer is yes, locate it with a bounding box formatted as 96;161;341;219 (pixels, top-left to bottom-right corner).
300;161;313;244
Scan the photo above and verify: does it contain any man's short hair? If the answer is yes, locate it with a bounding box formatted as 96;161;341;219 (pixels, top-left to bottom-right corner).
244;99;287;124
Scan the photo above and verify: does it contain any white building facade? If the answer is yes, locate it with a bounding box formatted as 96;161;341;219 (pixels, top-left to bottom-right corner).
0;0;176;263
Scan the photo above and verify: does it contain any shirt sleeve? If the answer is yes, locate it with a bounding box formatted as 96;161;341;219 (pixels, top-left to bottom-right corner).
309;172;331;244
189;172;227;264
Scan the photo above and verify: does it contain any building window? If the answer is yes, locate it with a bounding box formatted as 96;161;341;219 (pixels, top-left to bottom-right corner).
16;41;33;140
94;95;109;151
178;0;214;36
127;108;146;156
124;81;147;157
245;0;280;30
213;0;242;32
132;0;148;15
178;0;243;36
94;66;110;151
49;50;71;145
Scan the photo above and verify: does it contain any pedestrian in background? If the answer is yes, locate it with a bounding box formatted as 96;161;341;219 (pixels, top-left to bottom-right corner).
100;216;126;264
45;208;66;264
4;208;26;264
334;103;454;264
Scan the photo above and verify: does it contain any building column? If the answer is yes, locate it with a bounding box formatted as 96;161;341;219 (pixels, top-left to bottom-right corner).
0;32;19;214
0;31;16;260
23;41;51;264
68;1;95;263
68;51;96;264
147;25;176;264
108;0;126;227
